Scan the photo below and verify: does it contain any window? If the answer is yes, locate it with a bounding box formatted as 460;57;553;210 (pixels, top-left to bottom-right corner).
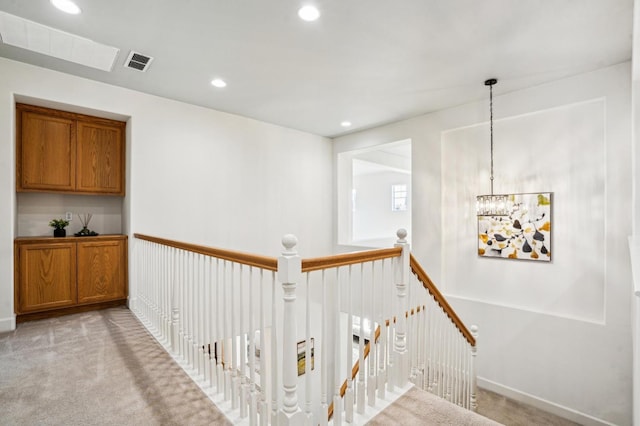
391;184;408;211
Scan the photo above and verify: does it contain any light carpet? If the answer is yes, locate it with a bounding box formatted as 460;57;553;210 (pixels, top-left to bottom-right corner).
2;307;532;425
366;386;502;426
0;307;230;425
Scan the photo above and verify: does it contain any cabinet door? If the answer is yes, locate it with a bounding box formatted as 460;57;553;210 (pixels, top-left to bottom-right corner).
18;111;76;191
17;242;77;313
77;239;126;304
76;120;125;195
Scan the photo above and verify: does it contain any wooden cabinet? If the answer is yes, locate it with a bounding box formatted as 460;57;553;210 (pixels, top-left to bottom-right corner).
16;103;125;195
16;241;77;313
77;239;127;304
15;235;127;318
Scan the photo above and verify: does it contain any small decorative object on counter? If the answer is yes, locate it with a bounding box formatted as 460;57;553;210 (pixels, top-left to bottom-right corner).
75;213;99;237
49;218;70;237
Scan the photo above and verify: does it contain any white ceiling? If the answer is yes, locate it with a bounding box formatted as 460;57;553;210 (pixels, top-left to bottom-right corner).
0;0;633;137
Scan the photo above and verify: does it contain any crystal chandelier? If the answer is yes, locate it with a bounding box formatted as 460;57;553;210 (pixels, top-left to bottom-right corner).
477;78;510;217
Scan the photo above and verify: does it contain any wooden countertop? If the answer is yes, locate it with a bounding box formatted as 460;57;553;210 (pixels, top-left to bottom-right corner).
15;234;127;243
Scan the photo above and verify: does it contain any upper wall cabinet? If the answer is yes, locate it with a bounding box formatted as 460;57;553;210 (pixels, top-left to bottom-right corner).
16;103;126;196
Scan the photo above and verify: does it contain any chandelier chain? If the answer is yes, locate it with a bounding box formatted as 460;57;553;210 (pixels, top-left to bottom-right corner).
489;81;494;196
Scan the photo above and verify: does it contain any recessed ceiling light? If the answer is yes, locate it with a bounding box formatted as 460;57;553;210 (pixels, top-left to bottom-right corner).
50;0;81;15
341;121;352;127
211;78;227;88
298;5;320;22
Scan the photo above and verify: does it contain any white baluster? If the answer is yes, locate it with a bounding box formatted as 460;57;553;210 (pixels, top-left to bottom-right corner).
409;306;417;385
164;246;170;344
304;273;313;425
356;263;365;415
203;256;211;387
207;257;216;388
224;261;232;402
271;270;279;426
345;265;354;422
171;248;180;355
333;268;343;426
319;270;328;426
249;267;257;426
259;269;268;426
368;262;377;408
159;245;165;342
188;252;195;369
448;320;454;402
196;254;204;378
470;325;478;412
419;303;426;389
179;250;186;361
231;263;240;410
240;265;248;418
387;316;396;394
377;260;387;400
216;259;224;395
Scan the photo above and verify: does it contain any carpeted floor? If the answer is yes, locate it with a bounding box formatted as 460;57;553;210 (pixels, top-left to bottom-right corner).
0;306;230;426
366;386;501;425
1;307;580;426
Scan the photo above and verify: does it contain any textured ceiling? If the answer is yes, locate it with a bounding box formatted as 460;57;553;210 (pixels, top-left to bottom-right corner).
0;0;633;137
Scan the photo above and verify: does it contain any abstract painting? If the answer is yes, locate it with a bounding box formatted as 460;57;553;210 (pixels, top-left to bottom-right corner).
478;192;552;261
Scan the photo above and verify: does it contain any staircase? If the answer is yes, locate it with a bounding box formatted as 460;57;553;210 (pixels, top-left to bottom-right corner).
131;229;477;425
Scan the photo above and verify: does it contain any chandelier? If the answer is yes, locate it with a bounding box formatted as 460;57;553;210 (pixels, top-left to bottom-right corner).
477;78;510;216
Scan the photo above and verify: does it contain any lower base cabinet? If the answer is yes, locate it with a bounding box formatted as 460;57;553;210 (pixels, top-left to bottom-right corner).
15;235;127;318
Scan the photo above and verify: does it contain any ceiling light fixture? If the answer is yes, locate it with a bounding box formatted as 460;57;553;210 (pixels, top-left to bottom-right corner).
477;78;510;216
298;5;320;22
50;0;82;15
211;78;227;88
341;121;352;127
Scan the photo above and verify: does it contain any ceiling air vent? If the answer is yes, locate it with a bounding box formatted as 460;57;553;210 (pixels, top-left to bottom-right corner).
124;50;153;72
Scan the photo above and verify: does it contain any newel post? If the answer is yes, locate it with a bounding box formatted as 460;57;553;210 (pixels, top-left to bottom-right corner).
393;229;410;387
278;235;304;425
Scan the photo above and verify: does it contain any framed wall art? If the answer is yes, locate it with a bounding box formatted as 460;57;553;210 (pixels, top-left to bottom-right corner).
297;338;314;376
478;192;552;261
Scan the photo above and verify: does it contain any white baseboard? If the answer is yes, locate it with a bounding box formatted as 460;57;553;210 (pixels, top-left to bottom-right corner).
478;377;618;426
0;315;16;332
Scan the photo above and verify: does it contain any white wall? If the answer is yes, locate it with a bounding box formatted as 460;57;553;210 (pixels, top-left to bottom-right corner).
631;2;640;424
0;57;333;331
353;170;410;242
334;63;632;425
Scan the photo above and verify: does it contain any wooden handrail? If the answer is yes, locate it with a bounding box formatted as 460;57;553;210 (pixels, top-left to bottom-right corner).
134;234;402;273
410;254;476;347
301;247;402;272
134;233;279;271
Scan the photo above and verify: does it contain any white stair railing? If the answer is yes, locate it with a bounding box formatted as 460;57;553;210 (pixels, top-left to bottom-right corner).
131;230;477;425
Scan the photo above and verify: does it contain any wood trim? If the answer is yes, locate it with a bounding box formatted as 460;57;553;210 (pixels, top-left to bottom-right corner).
410;254;476;347
133;234;278;271
16;103;126;129
16;299;127;323
15;234;127;243
301;247;402;272
15;103;22;191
